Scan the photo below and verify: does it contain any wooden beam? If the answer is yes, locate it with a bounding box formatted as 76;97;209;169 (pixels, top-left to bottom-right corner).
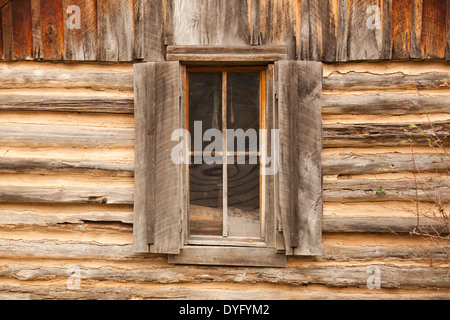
40;0;64;60
322;93;450;115
166;45;288;62
0;158;134;176
323;120;450;148
323;71;450;91
0;94;134;113
0;186;133;204
1;1;13;60
11;0;33;60
0;123;134;148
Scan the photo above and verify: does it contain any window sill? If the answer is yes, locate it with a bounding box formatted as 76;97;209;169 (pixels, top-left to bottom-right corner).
168;246;286;268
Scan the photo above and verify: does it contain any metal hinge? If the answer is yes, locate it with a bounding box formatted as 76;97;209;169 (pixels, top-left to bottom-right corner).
180;219;184;233
274;82;278;99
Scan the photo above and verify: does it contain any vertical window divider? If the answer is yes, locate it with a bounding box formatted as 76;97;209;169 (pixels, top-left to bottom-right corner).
222;71;228;238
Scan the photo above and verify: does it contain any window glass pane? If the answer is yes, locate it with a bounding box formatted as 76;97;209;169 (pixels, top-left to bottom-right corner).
189;160;223;237
188;72;223;152
227;72;260;153
227;156;260;238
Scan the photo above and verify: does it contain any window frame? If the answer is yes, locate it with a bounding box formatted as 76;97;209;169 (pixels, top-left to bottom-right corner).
184;65;268;247
133;46;323;268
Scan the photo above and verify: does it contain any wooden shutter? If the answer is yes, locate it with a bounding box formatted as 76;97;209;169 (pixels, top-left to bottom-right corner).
275;60;323;256
133;61;184;254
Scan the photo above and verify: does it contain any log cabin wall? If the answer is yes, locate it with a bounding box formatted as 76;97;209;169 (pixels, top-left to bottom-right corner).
0;0;449;299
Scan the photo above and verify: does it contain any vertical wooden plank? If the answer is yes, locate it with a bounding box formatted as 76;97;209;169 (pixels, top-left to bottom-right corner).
276;60;323;256
11;0;33;60
299;0;310;60
321;0;339;62
336;0;348;61
421;0;447;59
1;1;12;60
0;5;3;60
97;0;134;62
392;0;423;59
411;0;423;58
251;0;260;45
133;62;155;253
40;0;64;60
134;0;164;61
152;61;183;254
64;0;97;61
30;0;43;59
447;0;450;60
168;0;251;46
347;0;392;60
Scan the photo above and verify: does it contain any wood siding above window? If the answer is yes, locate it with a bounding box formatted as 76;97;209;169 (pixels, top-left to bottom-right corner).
0;0;448;62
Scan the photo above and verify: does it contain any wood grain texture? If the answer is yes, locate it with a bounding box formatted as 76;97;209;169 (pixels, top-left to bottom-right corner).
64;0;97;61
11;0;33;60
30;0;43;59
0;94;134;113
133;61;183;255
447;0;450;60
421;0;447;59
347;0;392;60
40;0;64;60
165;0;251;46
276;60;323;256
134;0;164;61
0;5;3;59
1;1;12;60
97;0;134;61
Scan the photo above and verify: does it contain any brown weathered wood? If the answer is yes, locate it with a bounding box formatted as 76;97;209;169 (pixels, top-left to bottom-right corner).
347;0;392;60
1;1;12;60
0;158;134;176
0;0;9;8
323;71;450;91
64;0;97;61
324;177;450;203
0;123;134;148
276;60;323;256
169;247;286;267
322;93;450;115
250;0;260;45
323;120;450;148
446;0;450;60
0;4;3;59
40;0;64;60
134;0;164;61
165;0;251;46
30;0;43;59
392;0;413;59
336;0;348;61
166;45;287;62
133;62;154;253
0;94;134;113
421;0;447;59
11;0;33;60
323;152;449;175
97;0;134;61
0;186;133;205
133;61;183;255
0;64;134;90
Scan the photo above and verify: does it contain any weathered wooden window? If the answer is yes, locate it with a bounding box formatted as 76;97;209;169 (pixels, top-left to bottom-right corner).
133;59;323;267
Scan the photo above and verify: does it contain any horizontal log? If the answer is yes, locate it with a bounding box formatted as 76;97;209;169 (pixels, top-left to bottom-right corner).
0;176;447;205
323;153;449;175
1;263;449;290
0;123;134;147
1;120;447;149
0;95;134;114
323;72;450;91
324;121;450;148
324;177;450;203
1;152;447;177
322;93;450;115
0;186;134;204
0;158;134;176
0;283;448;300
0;238;445;262
0;64;134;90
